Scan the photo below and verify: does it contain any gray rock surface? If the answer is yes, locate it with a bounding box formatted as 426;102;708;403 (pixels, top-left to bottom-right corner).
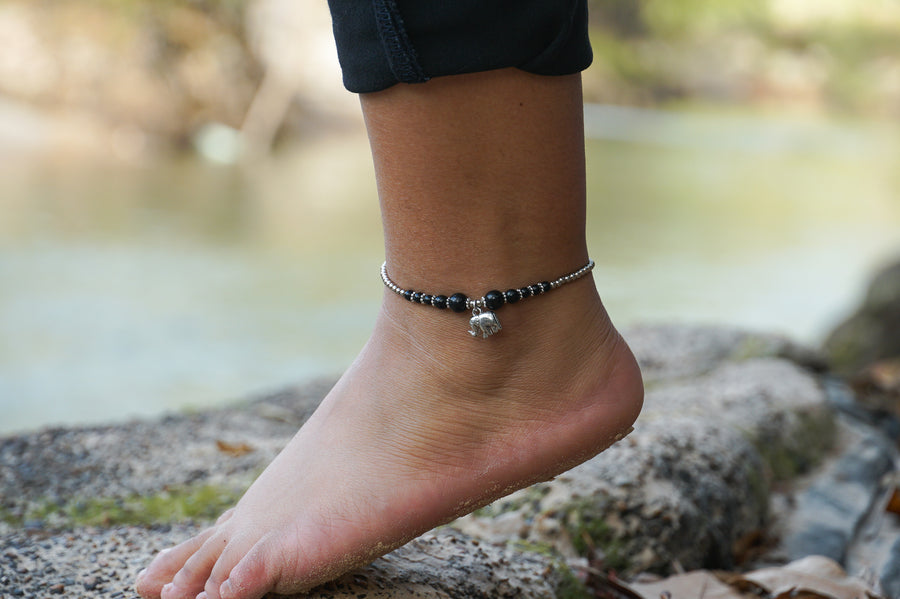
762;376;900;596
0;383;332;525
0;325;848;597
781;427;895;563
0;526;571;599
624;323;825;385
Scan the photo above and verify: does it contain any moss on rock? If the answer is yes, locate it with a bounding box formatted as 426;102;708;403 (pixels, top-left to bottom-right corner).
563;499;630;573
753;407;837;480
1;483;243;529
512;540;591;599
553;561;592;599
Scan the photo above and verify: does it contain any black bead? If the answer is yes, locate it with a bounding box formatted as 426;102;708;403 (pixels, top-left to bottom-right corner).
519;286;532;299
505;289;521;304
421;294;433;305
484;290;504;310
412;292;423;303
403;290;414;301
530;284;542;295
448;293;468;313
433;295;448;309
541;281;552;293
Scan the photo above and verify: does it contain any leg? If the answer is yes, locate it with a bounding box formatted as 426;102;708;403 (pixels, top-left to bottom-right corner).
136;68;643;599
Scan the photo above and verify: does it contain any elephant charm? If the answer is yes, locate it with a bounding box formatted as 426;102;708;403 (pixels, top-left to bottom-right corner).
469;309;502;338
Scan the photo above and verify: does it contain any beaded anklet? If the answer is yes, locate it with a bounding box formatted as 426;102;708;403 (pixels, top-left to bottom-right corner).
380;259;595;338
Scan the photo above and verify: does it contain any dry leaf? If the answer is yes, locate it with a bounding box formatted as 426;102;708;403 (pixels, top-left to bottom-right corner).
628;556;883;599
629;571;743;599
215;439;255;457
886;486;900;516
735;556;880;599
867;358;900;390
732;528;767;565
850;357;900;414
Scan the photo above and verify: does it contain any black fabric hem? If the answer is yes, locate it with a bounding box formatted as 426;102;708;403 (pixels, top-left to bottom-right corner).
373;0;429;85
328;0;592;94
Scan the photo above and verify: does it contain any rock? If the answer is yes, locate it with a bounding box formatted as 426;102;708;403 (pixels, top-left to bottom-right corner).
317;532;578;599
824;258;900;375
0;526;577;599
0;325;847;594
0;381;332;526
760;371;900;595
781;431;895;563
625;323;825;385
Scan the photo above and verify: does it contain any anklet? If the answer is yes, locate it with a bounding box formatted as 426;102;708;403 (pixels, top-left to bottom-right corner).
380;259;595;338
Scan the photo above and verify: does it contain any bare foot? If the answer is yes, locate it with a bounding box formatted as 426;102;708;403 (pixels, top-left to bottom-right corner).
135;278;643;599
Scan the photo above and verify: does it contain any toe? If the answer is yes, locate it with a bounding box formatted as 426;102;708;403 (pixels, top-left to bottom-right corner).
202;531;269;599
217;537;285;599
215;509;235;525
160;582;189;599
136;527;218;598
166;531;233;599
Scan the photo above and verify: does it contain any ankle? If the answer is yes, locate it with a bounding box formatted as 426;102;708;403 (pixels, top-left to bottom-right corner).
374;275;630;399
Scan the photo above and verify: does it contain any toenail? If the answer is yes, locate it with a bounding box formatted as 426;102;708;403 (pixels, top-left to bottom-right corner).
220;579;233;598
196;593;208;599
136;568;147;582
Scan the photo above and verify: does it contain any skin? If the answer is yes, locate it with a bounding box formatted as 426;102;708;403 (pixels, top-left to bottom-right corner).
135;68;644;599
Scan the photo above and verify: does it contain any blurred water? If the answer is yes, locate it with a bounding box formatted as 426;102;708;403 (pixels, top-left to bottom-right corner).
1;109;899;435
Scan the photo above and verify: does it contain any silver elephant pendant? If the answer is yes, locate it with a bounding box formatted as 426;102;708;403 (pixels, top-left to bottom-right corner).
469;308;501;338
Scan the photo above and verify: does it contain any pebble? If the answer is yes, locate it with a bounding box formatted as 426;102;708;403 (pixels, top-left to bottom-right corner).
83;576;99;590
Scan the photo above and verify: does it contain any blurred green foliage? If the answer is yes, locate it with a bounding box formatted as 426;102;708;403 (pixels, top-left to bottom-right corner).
586;0;900;115
2;0;896;154
591;0;768;38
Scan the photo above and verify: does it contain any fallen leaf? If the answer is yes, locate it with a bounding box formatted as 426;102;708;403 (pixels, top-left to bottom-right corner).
850;357;900;414
627;556;883;599
867;358;900;390
629;571;743;599
215;439;255;457
735;556;881;599
886;486;900;516
732;528;767;565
